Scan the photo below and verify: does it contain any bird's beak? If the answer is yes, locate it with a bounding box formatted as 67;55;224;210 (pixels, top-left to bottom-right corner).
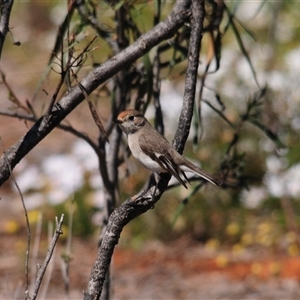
114;118;122;125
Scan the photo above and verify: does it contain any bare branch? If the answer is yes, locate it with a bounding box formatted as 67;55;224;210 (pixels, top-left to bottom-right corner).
84;174;170;300
75;0;120;54
0;70;31;113
76;79;109;143
31;215;64;300
0;137;31;297
0;109;101;157
173;0;204;153
0;0;14;61
38;222;56;299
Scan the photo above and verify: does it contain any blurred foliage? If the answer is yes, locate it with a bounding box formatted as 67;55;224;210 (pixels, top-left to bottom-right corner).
2;0;300;253
51;189;98;238
32;184;98;238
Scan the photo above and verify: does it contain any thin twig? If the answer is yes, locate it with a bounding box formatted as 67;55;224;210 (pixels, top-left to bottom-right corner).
153;50;164;135
76;79;109;143
0;70;31;113
46;35;98;116
0;137;31;298
61;196;75;297
32;1;76;102
39;221;56;300
45;26;72;117
31;215;64;300
75;0;119;54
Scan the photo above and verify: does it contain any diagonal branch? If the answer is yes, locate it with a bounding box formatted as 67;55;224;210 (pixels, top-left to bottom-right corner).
0;110;101;157
31;215;64;300
0;0;191;187
83;175;170;300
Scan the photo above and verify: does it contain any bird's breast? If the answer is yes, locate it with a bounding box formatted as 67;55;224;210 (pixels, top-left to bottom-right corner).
127;134;164;173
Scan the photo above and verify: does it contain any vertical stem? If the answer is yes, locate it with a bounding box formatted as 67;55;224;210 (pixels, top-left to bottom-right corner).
173;0;205;154
0;0;14;61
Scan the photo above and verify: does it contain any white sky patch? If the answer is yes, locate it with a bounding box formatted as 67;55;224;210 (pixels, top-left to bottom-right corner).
264;173;285;198
13;139;106;208
14;166;44;192
267;71;289;92
90;190;106;208
22;193;45;210
264;163;300;199
276;19;295;44
146;81;184;138
42;154;83;197
266;155;286;173
71;140;105;190
50;3;68;25
236;2;268;24
47;189;71;206
291;117;300;131
241;186;267;209
72;139;99;171
89;172;103;190
285;164;300;198
285;47;300;73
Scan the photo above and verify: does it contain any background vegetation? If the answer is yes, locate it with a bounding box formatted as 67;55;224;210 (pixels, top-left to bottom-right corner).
1;0;300;298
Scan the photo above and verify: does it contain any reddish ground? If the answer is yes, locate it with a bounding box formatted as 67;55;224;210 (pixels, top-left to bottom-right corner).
1;234;300;299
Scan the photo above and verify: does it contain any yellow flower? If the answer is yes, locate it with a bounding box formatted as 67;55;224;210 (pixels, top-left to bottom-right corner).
226;222;240;236
257;222;272;234
232;243;244;254
28;210;41;224
215;254;229;268
4;220;20;234
251;263;262;275
288;244;300;256
269;262;281;276
205;238;220;251
241;233;254;246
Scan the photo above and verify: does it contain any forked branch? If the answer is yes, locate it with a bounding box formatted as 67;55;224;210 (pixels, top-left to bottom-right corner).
0;0;191;187
83;1;204;298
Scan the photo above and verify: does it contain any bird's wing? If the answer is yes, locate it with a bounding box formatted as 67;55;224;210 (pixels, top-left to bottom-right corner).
139;133;189;189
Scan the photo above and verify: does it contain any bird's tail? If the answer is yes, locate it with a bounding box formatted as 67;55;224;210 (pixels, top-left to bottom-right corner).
180;159;223;186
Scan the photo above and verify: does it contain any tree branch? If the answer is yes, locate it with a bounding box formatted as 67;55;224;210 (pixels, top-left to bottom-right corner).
0;110;101;157
0;0;191;187
173;0;205;153
31;215;64;300
0;0;14;61
84;175;170;300
83;1;208;299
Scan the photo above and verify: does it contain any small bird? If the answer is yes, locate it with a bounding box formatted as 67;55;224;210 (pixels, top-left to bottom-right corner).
116;109;222;188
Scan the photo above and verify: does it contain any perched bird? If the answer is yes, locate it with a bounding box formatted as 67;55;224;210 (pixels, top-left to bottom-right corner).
116;109;222;188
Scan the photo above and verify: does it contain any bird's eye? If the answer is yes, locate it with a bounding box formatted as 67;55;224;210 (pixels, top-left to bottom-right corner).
128;115;134;121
